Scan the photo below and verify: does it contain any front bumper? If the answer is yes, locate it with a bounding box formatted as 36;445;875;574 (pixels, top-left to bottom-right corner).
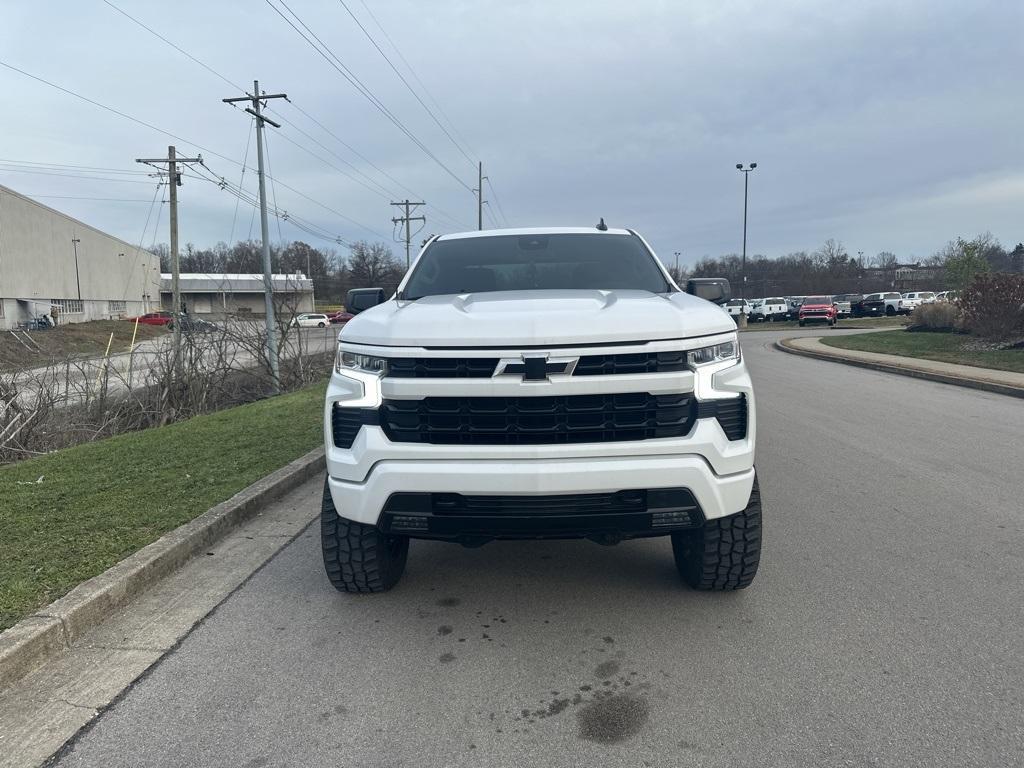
799;314;833;323
324;342;755;532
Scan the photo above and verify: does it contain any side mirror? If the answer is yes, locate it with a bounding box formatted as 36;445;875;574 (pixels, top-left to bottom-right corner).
346;288;386;315
685;278;731;305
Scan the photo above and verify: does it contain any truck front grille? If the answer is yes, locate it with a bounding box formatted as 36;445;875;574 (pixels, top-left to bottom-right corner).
384;351;688;378
380;393;695;445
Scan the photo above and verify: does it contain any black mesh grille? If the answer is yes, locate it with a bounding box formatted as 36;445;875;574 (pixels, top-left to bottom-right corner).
387;357;498;378
380;393;695;445
573;351;687;375
696;395;747;441
384;351;687;378
331;405;378;448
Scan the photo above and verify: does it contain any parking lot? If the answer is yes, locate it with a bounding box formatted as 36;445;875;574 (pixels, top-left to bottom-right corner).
51;331;1024;768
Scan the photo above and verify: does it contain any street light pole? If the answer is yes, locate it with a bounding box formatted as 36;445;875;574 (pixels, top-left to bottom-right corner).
71;237;82;300
735;163;757;298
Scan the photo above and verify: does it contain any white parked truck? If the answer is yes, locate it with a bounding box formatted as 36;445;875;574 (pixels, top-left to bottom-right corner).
322;227;761;592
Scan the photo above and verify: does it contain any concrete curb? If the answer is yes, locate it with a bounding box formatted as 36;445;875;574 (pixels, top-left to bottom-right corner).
0;447;325;690
775;338;1024;399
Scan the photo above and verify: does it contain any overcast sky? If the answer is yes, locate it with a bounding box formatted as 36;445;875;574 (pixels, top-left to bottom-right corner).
1;0;1021;267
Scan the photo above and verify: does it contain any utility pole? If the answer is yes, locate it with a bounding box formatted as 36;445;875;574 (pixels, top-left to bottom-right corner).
736;163;757;298
136;146;202;370
71;237;82;300
391;200;425;270
475;161;488;230
224;80;288;394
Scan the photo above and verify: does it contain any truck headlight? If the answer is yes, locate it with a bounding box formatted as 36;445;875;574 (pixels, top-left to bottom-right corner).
690;337;740;367
336;348;388;376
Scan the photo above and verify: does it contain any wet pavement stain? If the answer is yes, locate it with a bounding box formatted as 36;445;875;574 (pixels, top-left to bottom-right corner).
594;660;621;679
436;597;461;607
576;694;651;744
439;653;456;664
437;625;453;635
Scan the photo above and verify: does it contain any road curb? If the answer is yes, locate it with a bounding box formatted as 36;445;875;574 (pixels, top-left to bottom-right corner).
0;447;325;690
775;338;1024;399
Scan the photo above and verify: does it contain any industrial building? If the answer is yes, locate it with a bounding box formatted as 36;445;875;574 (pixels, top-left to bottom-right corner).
0;184;161;330
159;274;315;317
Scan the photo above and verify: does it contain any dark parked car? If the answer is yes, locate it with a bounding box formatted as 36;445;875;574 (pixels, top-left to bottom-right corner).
167;315;219;334
854;292;902;317
832;294;862;318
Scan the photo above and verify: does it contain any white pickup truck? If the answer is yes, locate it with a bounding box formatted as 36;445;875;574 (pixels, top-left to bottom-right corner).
322;226;761;593
752;297;788;322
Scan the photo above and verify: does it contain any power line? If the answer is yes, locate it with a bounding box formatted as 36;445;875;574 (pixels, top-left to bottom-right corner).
262;128;285;244
192;162;351;247
356;0;479;163
94;1;477;232
120;180;165;305
0;158;149;175
264;0;474;193
11;194;160;201
101;0;243;91
0;166;159;184
273;99;471;230
228;118;255;245
93;3;479;234
336;0;476;168
1;59;384;244
486;177;510;227
0;59;241;166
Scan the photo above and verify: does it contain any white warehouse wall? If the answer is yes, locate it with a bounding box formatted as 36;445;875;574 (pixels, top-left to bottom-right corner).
0;185;162;329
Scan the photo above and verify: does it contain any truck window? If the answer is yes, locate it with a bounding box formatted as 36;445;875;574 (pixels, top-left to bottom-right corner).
403;233;671;299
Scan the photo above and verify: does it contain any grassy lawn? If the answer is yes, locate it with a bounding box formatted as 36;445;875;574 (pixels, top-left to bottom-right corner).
821;330;1024;373
0;381;326;631
0;319;166;371
742;315;907;332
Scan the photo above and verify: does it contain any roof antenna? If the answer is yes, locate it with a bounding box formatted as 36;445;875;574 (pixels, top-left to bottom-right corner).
596;217;608;231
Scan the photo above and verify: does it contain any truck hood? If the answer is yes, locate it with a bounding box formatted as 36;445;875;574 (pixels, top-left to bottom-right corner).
340;290;735;347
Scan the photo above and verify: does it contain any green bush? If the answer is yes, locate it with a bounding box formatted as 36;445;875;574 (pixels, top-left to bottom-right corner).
908;302;962;332
959;273;1024;340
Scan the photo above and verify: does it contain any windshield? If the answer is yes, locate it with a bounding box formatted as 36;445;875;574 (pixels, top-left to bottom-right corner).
402;233;670;299
804;296;831;304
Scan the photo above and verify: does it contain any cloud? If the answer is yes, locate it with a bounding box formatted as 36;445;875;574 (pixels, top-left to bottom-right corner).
0;0;1019;264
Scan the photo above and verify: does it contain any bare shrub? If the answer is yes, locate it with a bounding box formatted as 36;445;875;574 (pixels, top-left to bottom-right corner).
908;302;963;333
0;301;332;464
959;273;1024;340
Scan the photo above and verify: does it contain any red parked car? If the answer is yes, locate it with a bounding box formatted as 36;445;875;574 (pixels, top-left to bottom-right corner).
125;311;173;326
328;310;354;325
797;296;838;327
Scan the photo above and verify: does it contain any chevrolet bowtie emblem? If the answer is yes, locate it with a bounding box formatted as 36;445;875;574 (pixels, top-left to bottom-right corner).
494;354;579;381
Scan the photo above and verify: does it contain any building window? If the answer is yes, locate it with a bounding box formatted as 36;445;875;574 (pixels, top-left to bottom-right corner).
52;299;84;314
108;300;126;313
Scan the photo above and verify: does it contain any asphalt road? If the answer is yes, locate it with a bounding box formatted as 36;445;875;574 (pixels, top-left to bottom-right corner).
54;331;1024;767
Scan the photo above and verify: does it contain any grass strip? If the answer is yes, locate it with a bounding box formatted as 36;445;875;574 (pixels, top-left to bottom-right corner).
820;330;1024;373
0;381;326;631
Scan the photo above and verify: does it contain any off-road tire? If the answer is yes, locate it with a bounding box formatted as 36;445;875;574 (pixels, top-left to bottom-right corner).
798;320;805;327
671;476;762;590
885;305;895;316
321;479;408;593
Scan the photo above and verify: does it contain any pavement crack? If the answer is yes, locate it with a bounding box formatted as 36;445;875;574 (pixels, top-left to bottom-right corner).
59;697;98;713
